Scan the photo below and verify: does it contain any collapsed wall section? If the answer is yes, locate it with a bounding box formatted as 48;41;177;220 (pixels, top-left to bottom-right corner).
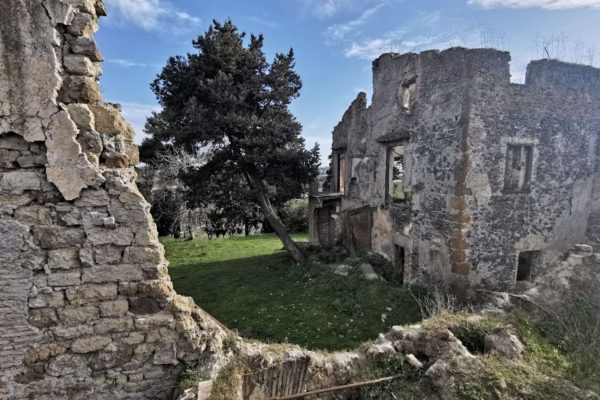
0;1;227;398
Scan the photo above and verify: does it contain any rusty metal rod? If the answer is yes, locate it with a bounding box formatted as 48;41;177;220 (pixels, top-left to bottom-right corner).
269;375;400;400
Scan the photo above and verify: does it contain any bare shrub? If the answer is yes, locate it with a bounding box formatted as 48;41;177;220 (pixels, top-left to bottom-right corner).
410;287;466;319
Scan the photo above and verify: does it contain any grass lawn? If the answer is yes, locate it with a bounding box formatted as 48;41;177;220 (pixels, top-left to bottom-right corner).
162;233;422;351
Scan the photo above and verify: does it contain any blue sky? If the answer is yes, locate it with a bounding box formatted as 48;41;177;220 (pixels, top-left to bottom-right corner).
96;0;600;165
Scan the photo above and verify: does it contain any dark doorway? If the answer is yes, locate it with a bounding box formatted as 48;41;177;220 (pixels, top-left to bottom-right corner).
517;251;539;281
394;245;405;284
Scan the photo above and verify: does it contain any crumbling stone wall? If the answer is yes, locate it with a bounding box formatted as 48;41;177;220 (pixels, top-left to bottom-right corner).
310;47;600;294
0;1;228;398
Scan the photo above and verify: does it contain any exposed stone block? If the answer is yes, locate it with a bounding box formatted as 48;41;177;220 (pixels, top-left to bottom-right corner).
129;297;162;315
90;104;135;140
58;305;100;326
65;283;118;304
16;153;47;168
85;226;134;246
153;341;178;366
0;171;43;193
47;270;81;286
68;36;103;61
0;148;19;168
48;247;81;270
134;312;176;330
98;299;128;317
93;317;134;334
14;206;52;225
33;226;84;249
58;76;102;103
68;103;96;132
29;291;65;308
93;244;124;265
66;11;97;36
71;335;111;353
46;354;89;377
64;54;97;77
52;324;94;339
123;246;164;264
28;308;59;328
74;188;110;207
82;264;144;283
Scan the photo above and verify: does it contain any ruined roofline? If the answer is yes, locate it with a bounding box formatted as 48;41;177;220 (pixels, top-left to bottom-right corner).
372;46;600;94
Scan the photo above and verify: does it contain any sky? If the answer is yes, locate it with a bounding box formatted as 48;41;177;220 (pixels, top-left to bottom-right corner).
96;0;600;165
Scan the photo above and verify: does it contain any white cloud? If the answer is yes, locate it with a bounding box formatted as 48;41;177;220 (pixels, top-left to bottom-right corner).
117;102;161;144
468;0;600;9
107;58;149;68
325;4;384;41
104;0;201;32
345;32;451;60
299;0;395;18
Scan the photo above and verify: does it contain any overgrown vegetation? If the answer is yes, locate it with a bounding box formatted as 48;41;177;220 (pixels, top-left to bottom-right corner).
163;234;422;350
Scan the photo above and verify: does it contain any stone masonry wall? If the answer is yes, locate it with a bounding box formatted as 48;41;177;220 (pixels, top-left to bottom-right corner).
314;47;600;295
0;1;227;398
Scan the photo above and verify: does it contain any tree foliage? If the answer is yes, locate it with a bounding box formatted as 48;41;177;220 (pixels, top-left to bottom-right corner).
141;20;319;261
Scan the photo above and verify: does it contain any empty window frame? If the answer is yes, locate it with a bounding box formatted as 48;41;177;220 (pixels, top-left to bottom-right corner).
336;152;346;193
400;78;417;111
504;144;533;193
516;251;539;282
386;145;406;203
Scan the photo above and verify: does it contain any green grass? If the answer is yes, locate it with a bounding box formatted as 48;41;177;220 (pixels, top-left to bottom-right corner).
162;233;421;351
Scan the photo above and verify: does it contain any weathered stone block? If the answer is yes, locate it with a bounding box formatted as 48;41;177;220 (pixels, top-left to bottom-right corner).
74;188;110;207
85;226;134;246
93;317;134;334
153;341;178;366
68;36;103;61
58;305;100;326
29;308;59;328
46;354;89;377
14;206;52;225
66;283;118;304
58;76;102;103
33;226;84;249
98;299;129;317
123;246;163;264
135;280;173;298
47;270;81;286
68;103;96;131
64;54;97;77
0;171;43;193
0;148;19;167
93;244;123;265
29;291;65;308
48;247;81;270
71;335;112;353
82;264;144;283
52;324;94;339
134;312;176;330
90;103;135;140
16;153;47;168
66;11;97;36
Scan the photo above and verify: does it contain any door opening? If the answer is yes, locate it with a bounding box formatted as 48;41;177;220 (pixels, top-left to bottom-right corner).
517;251;539;282
394;245;405;284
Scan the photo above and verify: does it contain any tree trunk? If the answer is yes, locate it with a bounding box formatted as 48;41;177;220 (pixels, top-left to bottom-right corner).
245;173;306;263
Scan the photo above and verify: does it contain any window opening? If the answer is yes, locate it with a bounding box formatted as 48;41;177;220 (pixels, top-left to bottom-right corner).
400;79;417;111
517;251;539;281
387;145;405;203
504;144;533;193
336;152;346;193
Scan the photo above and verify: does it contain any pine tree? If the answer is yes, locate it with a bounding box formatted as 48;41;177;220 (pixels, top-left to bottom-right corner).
141;20;320;262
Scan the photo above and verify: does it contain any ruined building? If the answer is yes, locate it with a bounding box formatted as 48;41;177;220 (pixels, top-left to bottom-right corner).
309;48;600;294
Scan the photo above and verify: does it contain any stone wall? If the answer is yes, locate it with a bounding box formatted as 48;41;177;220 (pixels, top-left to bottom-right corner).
0;1;228;398
310;47;600;295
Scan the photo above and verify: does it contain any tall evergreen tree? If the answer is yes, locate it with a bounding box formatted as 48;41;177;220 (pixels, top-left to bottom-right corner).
141;20;319;262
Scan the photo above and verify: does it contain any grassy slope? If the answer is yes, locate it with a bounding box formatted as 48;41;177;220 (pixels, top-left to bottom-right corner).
162;234;421;351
